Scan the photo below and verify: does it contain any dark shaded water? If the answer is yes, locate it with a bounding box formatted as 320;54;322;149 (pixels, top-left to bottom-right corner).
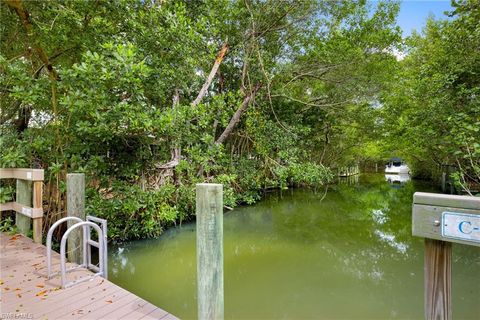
109;174;480;319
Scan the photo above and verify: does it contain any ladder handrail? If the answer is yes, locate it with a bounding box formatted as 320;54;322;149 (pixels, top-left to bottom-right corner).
86;215;108;279
46;216;84;279
60;221;105;288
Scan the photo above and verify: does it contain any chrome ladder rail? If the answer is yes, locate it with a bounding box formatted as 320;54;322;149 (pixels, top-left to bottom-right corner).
46;216;108;288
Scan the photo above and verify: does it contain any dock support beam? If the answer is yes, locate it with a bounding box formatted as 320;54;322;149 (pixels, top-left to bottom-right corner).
196;183;224;320
67;173;85;264
424;239;452;320
16;179;32;237
32;181;43;243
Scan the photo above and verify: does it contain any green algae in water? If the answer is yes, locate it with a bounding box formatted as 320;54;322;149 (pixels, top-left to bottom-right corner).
109;174;480;319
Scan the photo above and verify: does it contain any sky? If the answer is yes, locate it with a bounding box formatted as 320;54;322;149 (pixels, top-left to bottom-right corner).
393;0;454;37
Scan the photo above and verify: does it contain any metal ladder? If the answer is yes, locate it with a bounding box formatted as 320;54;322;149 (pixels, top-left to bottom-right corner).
46;216;108;288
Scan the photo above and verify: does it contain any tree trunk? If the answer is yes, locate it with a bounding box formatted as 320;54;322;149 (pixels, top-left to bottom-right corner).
215;84;261;145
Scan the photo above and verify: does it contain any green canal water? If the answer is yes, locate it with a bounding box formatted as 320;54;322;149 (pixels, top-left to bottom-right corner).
109;174;480;319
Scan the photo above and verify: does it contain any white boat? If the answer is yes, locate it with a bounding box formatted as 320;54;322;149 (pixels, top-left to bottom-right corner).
385;157;410;174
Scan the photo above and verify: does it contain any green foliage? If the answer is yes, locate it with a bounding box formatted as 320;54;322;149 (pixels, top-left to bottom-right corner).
1;0;405;240
88;182;179;241
0;216;17;234
379;1;480;191
0;186;14;203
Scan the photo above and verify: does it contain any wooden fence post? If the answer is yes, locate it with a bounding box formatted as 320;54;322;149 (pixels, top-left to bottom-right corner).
196;183;224;320
32;181;43;243
67;173;85;264
424;239;452;320
16;179;32;236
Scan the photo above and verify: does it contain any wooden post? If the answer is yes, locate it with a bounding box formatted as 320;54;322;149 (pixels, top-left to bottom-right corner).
424;239;452;320
413;192;480;320
67;173;85;264
32;181;43;243
15;179;32;236
441;172;446;193
196;183;224;320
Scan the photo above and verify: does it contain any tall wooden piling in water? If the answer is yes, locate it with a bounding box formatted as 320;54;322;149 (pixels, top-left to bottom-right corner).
67;173;85;264
196;183;224;320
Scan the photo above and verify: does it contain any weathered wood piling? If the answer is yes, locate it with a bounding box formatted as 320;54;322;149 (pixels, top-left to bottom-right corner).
66;173;86;264
196;183;224;320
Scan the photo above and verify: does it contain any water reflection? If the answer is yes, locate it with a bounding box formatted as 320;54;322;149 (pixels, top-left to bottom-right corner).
385;173;411;188
337;174;359;185
109;174;480;320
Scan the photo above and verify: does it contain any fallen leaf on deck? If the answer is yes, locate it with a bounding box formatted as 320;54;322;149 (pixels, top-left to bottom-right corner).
36;290;47;296
36;284;45;288
15;288;21;291
0;280;3;285
4;287;10;291
105;299;113;303
17;293;22;298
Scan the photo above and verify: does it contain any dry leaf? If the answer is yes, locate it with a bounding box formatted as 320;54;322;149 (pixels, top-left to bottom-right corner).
36;290;47;296
36;284;45;288
17;293;22;298
105;300;113;303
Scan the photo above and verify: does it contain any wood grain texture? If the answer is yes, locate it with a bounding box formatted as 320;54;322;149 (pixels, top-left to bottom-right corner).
424;239;452;320
196;183;224;320
414;192;480;210
15;179;32;236
67;173;85;264
0;168;44;181
412;204;480;247
32;181;43;243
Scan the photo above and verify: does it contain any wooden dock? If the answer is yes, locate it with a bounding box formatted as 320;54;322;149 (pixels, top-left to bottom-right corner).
0;232;177;320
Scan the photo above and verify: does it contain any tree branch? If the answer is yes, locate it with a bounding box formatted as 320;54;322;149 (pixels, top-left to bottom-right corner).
5;0;58;81
215;83;261;145
191;41;228;107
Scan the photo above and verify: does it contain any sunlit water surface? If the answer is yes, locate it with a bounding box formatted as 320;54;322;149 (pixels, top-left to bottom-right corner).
109;174;480;319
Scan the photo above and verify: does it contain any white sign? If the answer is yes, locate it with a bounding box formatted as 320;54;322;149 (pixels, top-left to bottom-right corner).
442;211;480;243
22;207;32;217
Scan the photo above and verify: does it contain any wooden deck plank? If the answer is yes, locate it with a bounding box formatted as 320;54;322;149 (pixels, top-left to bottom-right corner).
77;289;141;319
85;297;144;319
3;270;97;309
0;233;176;320
39;282;126;319
8;276;105;316
140;307;171;320
119;298;158;319
64;286;131;319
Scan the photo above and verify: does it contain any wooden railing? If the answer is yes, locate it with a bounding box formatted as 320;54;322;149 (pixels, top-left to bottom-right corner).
0;168;44;243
